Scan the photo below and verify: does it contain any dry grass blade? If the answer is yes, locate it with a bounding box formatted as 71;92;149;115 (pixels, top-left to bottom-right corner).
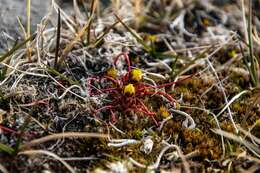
248;0;254;67
26;0;31;61
0;1;259;172
216;90;248;118
26;0;31;40
57;16;93;66
0;62;48;78
114;14;150;52
0;163;9;173
90;0;97;15
21;132;108;149
0;39;18;80
0;33;36;62
235;154;260;165
87;0;97;44
212;129;260;158
172;47;210;78
54;8;61;69
238;126;260;145
16;17;27;39
46;67;80;85
94;20;120;47
241;0;248;43
87;19;93;45
19;149;75;173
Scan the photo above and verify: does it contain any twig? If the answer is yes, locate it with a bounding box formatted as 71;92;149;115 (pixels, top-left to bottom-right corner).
108;139;140;147
21;132;108;149
109;122;126;135
60;157;98;161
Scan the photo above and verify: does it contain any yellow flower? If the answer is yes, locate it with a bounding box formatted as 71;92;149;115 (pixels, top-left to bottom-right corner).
228;50;237;58
107;67;118;78
202;18;209;26
159;106;170;118
124;84;135;95
148;35;157;42
131;69;143;82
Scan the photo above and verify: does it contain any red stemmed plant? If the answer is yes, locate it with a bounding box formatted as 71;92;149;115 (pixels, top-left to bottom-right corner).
87;52;196;126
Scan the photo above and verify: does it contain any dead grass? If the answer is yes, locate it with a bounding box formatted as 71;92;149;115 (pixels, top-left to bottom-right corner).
0;0;259;172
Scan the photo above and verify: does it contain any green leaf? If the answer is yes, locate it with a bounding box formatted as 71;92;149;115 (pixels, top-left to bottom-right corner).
0;143;15;155
46;67;80;86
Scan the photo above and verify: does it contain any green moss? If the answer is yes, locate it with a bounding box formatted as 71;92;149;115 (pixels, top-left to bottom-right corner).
181;128;222;159
221;121;235;133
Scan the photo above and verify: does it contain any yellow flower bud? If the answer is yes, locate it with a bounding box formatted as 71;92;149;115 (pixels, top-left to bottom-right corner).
159;106;170;118
107;67;118;78
148;35;157;42
228;50;237;58
123;84;135;95
202;18;209;26
131;69;143;82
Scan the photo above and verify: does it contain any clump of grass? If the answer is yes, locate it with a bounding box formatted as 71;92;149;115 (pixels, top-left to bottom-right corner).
242;0;260;87
0;34;35;62
0;1;260;172
0;34;35;80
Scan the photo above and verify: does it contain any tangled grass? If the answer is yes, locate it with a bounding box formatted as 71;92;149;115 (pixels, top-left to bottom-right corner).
0;0;259;172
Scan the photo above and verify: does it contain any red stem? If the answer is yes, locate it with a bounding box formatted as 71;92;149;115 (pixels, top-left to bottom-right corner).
0;124;36;137
143;91;175;105
0;124;18;134
114;52;131;73
101;87;118;93
131;107;158;126
114;52;131;82
136;98;151;113
103;75;121;86
110;110;117;123
86;77;100;95
95;105;115;114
